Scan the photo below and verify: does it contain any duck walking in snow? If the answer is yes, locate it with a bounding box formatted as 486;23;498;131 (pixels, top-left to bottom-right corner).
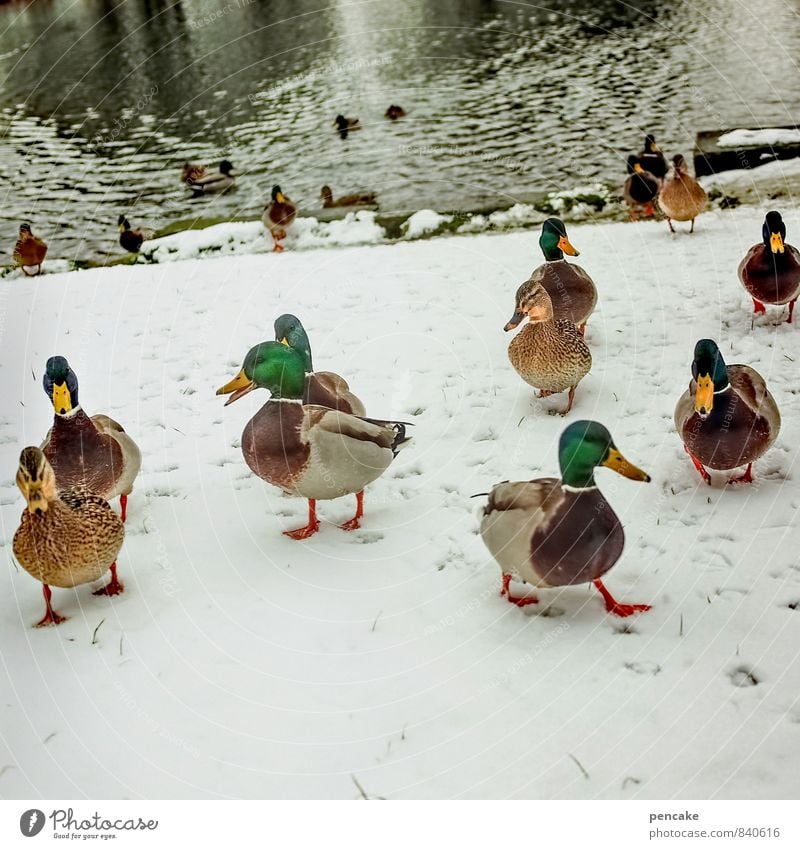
738;211;800;322
514;218;597;334
657;154;707;234
13;447;125;626
674;339;780;485
13;223;47;275
623;155;660;220
479;420;651;617
217;342;410;539
263;185;297;252
40;356;141;522
274;314;366;415
505;277;591;415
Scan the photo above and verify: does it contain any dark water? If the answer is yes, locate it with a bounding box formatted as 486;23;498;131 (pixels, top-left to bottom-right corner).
1;0;799;260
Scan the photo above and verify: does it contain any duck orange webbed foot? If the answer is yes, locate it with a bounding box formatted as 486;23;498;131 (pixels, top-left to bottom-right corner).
752;298;766;315
593;579;650;618
93;563;124;596
35;585;66;627
501;574;539;607
727;463;753;485
284;499;320;540
684;444;711;485
339;491;364;531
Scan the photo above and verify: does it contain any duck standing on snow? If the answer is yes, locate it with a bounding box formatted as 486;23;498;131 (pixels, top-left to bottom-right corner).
738;211;800;322
674;339;780;484
658;154;707;233
13;223;47;275
40;356;141;522
505;277;591;415
479;420;651;617
262;185;297;252
217;342;410;539
637;133;668;179
623;155;660;220
320;185;377;208
12;447;125;626
274;314;366;415
509;218;596;334
186;160;237;195
118;215;148;253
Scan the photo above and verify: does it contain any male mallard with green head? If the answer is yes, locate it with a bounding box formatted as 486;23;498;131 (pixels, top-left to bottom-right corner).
480;420;651;617
13;447;125;626
674;339;780;484
217;342;410;539
274;314;366;416
513;218;597;334
505;278;591;415
40;356;141;521
658;154;707;233
263;185;297;252
738;211;800;322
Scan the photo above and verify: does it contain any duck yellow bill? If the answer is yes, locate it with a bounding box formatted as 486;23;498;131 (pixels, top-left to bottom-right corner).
279;337;290;346
602;449;651;482
695;374;714;418
52;382;72;414
558;235;579;256
770;232;785;254
216;369;255;406
276;192;286;204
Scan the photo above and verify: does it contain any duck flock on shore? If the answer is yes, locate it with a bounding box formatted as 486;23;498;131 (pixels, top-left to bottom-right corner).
9;132;800;628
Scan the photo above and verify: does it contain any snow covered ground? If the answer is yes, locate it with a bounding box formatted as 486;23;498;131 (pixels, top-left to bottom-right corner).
1;205;800;800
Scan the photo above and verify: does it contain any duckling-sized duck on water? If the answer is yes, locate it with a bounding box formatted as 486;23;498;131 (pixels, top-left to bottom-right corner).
505;278;592;415
738;211;800;322
674;339;780;485
274;314;366;415
320;185;377;208
513;218;597;334
623;155;660;220
263;185;297;252
40;356;141;522
479;420;651;617
13;223;47;275
187;160;237;195
658;155;707;233
12;447;125;626
217;342;410;539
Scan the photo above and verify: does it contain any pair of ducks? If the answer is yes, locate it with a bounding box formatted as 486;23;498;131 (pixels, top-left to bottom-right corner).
181;159;238;195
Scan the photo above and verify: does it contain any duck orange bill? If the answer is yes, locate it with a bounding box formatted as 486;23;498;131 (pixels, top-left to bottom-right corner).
770;232;785;254
602;449;651;482
694;374;714;417
504;310;525;331
557;235;579;256
216;369;256;406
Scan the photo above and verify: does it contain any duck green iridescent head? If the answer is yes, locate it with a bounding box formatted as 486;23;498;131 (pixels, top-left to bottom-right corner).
539;218;579;262
274;314;313;372
216;341;306;405
43;355;79;415
558;420;650;489
762;211;786;254
691;339;729;420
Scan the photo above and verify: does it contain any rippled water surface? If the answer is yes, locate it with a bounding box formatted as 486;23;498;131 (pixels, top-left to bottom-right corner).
1;0;799;259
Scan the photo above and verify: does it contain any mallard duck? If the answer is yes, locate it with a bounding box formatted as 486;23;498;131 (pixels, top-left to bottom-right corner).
118;215;146;253
508;218;597;334
738;211;800;321
623;155;660;220
320;185;377;208
263;185;297;252
12;447;125;626
40;356;141;521
187;160;237;195
274;314;366;416
335;114;360;138
216;342;410;539
638;133;668;179
674;339;780;484
385;105;406;120
479;420;651;617
658;154;707;233
505;277;591;415
13;223;47;275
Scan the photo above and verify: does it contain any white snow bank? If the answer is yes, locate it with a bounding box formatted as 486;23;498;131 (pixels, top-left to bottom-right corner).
717;128;800;148
1;207;800;800
700;156;800;190
402;209;453;239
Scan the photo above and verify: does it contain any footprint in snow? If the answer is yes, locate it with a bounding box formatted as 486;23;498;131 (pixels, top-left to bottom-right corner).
729;666;759;687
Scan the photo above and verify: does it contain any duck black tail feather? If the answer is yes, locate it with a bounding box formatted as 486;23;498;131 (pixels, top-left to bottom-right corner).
360;417;414;455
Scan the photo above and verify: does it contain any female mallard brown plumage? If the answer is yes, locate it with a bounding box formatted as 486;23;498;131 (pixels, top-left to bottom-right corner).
13;223;47;275
738;211;800;322
40;356;141;521
658;154;707;233
320;185;377;208
12;447;125;626
674;339;780;484
623;155;660;220
262;185;297;252
511;218;597;334
273;314;366;416
505;277;592;415
216;342;410;539
480;420;651;617
181;161;207;185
